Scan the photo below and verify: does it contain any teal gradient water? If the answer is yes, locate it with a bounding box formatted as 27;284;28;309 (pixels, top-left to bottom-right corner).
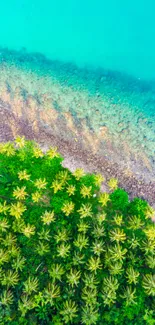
0;0;155;80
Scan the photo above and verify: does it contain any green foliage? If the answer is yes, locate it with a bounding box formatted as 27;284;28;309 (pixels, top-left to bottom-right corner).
127;197;150;220
109;188;129;212
0;137;155;324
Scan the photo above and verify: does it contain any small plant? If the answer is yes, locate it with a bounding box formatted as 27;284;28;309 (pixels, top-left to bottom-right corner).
0;137;155;324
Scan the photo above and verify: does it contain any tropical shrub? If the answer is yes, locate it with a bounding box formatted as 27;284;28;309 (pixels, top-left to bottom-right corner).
0;137;154;325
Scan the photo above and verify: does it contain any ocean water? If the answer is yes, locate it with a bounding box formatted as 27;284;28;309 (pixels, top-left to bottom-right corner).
0;0;155;189
1;0;155;79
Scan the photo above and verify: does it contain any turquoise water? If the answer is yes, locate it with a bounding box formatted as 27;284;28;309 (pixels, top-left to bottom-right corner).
0;0;155;80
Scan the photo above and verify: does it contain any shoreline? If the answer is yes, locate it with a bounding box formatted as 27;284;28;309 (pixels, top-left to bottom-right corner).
0;48;154;214
0;104;155;211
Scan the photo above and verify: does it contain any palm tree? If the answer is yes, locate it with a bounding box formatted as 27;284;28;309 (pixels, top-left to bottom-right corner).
72;168;85;180
83;273;99;289
15;136;25;148
49;264;65;281
142;274;155;296
120;286;137;306
102;276;119;292
141;238;155;255
96;212;106;224
33;146;44;158
9;201;27;219
72;251;85;266
127;234;140;249
44;283;60;304
35;241;50;256
1;270;19;288
31;191;42;203
54;228;70;243
98;192;110;207
18;169;30;181
41;210;55;225
18;294;34;317
80;185;92;199
74;234;89;251
34;178;47;190
91;240;105;256
82;287;98;306
128;215;144;230
38;228;51;241
23;276;39;295
144;225;155;241
46;146;60;159
0;248;9;266
12;255;26;272
55;170;71;184
66;268;81;288
0;290;14;306
2;233;17;247
0;201;10;215
101;276;119;306
66;184;76;196
126;266;140;285
108;178;118;191
145;255;155;269
92;225;105;238
108;261;124;275
109;228;126;243
50;179;64;193
113;214;124;226
77;221;90;233
87;257;102;274
94;173;105;187
12;218;25;233
60;300;78;323
0;218;10;232
108;244;127;262
61;201;75;216
3;142;16;156
22;224;35;238
57;243;71;258
13;186;28;200
77;203;93;219
9;244;20;258
81;305;99;325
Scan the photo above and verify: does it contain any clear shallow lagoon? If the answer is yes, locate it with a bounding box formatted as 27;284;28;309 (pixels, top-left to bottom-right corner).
0;0;154;203
0;0;155;79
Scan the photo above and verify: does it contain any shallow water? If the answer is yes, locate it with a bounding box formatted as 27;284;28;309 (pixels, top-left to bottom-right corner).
1;0;155;79
0;0;155;199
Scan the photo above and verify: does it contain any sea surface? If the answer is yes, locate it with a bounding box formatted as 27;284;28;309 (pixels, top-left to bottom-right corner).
1;0;155;80
0;0;155;191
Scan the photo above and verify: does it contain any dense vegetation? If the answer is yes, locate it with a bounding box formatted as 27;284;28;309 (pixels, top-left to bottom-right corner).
0;137;155;325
